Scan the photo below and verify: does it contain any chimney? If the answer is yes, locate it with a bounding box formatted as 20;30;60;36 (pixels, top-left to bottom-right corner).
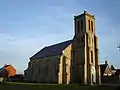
105;60;108;65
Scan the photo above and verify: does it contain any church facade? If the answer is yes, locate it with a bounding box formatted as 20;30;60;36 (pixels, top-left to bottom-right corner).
25;11;101;85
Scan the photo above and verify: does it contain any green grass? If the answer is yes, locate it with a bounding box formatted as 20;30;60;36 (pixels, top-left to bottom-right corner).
0;82;119;90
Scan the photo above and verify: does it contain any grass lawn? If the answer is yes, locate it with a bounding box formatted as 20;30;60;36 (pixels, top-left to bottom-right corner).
0;82;120;90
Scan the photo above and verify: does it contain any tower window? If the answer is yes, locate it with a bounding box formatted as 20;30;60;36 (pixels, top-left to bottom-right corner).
92;38;94;46
77;21;80;33
77;39;80;44
88;36;91;45
91;51;93;63
91;21;93;32
81;19;83;31
81;37;84;42
88;20;90;30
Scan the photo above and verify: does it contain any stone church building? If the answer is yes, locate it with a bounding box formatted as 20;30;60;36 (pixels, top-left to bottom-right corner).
25;11;101;85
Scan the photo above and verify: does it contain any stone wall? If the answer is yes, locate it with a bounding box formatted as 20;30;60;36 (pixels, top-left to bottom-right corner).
26;55;60;83
58;44;72;84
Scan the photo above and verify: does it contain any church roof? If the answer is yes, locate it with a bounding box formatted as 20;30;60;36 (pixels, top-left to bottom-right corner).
30;39;73;60
111;65;115;70
100;64;107;75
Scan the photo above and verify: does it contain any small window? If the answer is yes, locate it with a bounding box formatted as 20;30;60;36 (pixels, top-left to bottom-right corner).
91;21;93;32
77;21;80;33
66;72;69;75
88;20;90;30
66;63;68;66
38;68;41;74
92;38;94;44
104;73;107;76
81;19;83;30
88;36;91;44
81;37;84;42
91;51;93;63
76;38;80;48
45;65;49;75
77;39;80;44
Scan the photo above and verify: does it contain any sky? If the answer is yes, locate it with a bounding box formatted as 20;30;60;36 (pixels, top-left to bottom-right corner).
0;0;120;74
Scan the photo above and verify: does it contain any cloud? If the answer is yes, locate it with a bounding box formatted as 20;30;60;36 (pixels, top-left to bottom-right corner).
0;33;46;73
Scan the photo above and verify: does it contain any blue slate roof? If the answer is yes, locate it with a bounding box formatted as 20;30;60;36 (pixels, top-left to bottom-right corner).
100;64;107;75
30;39;73;60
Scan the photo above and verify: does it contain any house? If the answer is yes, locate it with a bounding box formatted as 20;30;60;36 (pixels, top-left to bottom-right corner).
0;68;8;82
100;60;120;84
100;60;112;77
0;64;16;82
111;65;116;75
115;69;120;76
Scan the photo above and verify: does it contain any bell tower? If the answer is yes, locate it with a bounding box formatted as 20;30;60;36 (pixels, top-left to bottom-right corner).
72;11;101;85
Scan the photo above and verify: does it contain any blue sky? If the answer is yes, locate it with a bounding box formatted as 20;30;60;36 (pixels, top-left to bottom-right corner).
0;0;120;73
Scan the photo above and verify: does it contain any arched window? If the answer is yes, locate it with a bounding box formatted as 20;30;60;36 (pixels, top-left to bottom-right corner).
91;21;93;32
92;38;94;46
77;38;80;45
81;37;84;42
81;19;83;31
89;36;91;45
88;20;90;30
91;51;93;63
77;21;80;33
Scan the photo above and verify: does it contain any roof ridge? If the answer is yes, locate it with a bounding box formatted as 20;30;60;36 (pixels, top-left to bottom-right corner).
46;39;72;48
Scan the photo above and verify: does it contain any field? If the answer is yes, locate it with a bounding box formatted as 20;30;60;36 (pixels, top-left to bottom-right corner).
0;82;120;90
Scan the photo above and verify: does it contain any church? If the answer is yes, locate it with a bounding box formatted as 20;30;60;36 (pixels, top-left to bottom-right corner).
25;11;101;85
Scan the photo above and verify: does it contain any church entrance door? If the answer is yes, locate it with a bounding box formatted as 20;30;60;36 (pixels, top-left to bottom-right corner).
91;66;96;84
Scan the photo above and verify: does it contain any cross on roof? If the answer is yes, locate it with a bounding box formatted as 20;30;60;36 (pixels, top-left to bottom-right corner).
117;44;120;51
105;57;108;60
